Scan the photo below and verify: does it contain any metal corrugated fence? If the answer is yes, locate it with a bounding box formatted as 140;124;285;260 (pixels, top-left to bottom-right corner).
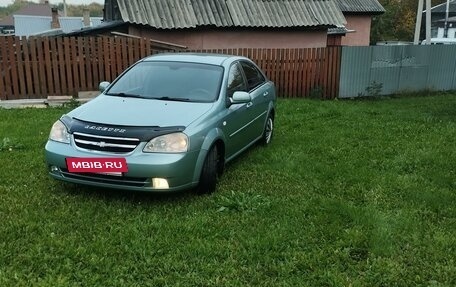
339;45;456;98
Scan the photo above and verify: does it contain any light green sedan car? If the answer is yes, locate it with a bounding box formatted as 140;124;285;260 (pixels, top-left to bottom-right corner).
45;53;276;193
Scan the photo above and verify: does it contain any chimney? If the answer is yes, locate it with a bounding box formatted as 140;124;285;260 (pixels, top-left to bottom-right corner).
51;7;60;29
83;8;90;27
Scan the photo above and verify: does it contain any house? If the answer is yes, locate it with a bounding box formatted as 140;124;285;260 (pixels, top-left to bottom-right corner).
423;0;456;38
101;0;347;49
334;0;385;46
0;1;55;35
434;16;456;38
14;8;103;37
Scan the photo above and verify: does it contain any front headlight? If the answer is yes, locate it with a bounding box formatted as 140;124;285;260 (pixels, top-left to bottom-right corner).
49;120;70;144
143;133;188;153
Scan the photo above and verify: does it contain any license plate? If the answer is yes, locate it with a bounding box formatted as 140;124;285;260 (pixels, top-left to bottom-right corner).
66;158;128;173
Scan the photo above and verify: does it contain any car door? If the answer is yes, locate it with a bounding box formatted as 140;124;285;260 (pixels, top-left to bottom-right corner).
239;60;270;142
222;62;252;159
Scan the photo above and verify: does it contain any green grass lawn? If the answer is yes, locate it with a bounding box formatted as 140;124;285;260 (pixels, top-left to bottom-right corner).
1;94;455;286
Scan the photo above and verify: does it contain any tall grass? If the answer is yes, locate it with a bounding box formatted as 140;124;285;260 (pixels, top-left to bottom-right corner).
0;94;455;286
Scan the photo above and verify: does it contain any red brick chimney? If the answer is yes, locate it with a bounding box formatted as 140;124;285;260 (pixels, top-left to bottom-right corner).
51;7;60;29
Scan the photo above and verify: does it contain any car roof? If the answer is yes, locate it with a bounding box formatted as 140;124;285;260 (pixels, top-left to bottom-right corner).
142;53;246;66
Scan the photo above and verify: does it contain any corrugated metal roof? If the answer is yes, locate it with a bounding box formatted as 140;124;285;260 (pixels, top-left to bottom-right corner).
116;0;346;29
335;0;384;13
14;15;51;36
191;0;233;27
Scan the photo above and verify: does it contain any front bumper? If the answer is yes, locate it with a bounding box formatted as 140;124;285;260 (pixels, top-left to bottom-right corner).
45;140;200;192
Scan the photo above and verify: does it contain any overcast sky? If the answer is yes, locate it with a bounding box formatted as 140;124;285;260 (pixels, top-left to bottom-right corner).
0;0;103;6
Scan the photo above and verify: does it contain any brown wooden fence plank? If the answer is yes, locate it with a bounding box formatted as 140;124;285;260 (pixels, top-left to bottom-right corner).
282;49;292;98
296;48;303;97
0;37;5;100
88;37;98;88
290;48;296;98
43;37;54;96
97;37;104;83
327;47;333;99
21;37;33;98
30;37;41;97
37;37;47;96
56;37;67;95
279;49;286;97
271;49;278;96
77;37;86;91
128;38;135;65
2;37;14;99
266;48;272;82
70;38;80;93
333;47;341;99
6;37;17;99
317;48;323;98
303;48;309;96
85;37;93;90
50;37;61;95
63;37;74;95
16;37;26;98
116;37;123;75
311;48;317;92
103;37;111;82
120;37;127;69
322;47;329;99
134;38;140;61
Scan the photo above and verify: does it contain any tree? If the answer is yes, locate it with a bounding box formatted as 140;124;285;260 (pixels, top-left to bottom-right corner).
371;0;447;43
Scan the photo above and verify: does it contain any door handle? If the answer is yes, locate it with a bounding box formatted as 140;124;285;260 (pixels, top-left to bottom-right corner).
263;91;269;97
246;102;253;108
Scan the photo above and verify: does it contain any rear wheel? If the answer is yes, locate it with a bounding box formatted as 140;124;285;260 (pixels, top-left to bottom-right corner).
261;113;274;145
196;145;219;194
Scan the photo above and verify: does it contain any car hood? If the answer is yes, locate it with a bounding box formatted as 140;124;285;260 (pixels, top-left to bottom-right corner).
68;95;214;127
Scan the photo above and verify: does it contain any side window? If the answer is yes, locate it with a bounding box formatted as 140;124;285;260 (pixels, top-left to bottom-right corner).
226;63;247;97
240;61;266;91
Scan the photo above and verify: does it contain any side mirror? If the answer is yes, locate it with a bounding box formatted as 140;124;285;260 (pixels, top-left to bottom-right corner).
231;91;251;104
99;81;110;92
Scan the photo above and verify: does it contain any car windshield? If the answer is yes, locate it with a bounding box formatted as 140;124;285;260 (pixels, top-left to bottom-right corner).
106;61;224;103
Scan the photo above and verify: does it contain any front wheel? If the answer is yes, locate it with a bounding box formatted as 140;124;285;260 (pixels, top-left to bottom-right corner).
196;145;219;194
261;113;274;145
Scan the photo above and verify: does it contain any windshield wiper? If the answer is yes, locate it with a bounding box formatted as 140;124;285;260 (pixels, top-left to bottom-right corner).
152;96;191;102
106;92;146;99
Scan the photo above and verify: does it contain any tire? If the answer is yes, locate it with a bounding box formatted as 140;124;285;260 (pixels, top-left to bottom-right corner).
261;113;274;145
196;145;219;194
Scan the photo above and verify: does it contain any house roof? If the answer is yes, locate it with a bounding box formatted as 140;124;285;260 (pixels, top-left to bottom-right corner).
14;15;103;36
334;0;384;14
436;15;456;22
115;0;346;29
0;2;55;26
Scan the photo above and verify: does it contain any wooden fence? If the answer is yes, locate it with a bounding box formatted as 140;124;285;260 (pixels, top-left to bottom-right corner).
0;36;341;100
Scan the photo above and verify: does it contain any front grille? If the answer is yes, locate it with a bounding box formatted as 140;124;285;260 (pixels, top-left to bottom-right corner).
61;168;148;187
73;132;140;153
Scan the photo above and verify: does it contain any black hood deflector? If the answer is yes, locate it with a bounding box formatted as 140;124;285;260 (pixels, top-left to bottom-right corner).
60;116;185;141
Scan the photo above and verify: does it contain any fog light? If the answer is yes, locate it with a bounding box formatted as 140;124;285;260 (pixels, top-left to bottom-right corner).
50;166;59;172
152;178;169;189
